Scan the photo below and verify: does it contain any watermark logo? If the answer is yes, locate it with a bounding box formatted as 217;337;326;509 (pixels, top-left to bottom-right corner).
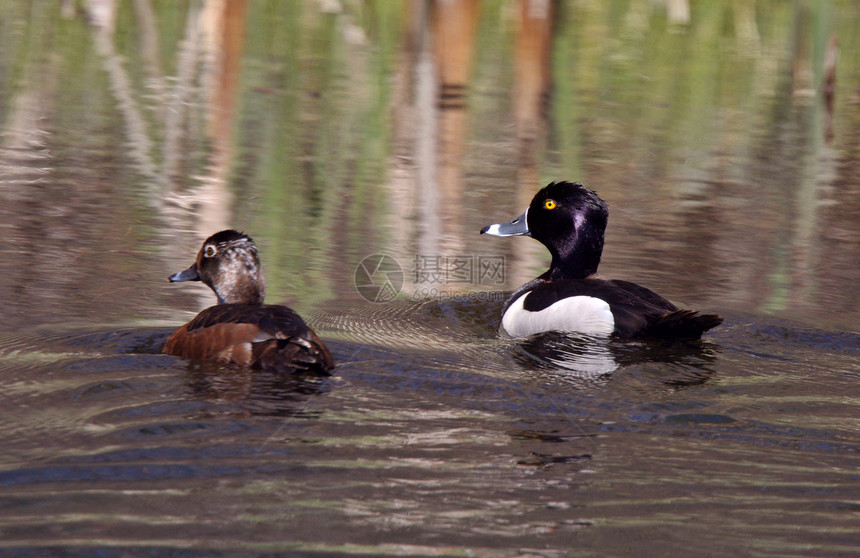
412;254;506;286
355;253;506;303
354;254;404;303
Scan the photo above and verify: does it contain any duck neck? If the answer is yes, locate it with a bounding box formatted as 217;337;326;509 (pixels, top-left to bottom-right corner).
210;273;266;305
542;230;603;281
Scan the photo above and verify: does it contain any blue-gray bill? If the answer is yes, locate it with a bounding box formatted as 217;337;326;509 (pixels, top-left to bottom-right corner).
169;264;201;282
480;210;530;237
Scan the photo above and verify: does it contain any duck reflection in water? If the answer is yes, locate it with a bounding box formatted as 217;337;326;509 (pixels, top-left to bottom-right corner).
164;230;334;375
512;331;720;388
183;360;330;418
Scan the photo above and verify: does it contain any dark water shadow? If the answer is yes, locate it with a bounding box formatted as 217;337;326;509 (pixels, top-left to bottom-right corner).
44;326;173;355
40;326;333;419
741;321;860;354
508;330;720;391
181;360;331;418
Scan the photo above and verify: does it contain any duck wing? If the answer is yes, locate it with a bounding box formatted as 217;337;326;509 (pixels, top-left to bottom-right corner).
165;304;334;374
521;278;722;339
605;280;723;338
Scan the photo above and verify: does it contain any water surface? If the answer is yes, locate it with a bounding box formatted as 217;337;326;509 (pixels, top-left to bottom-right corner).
1;2;859;556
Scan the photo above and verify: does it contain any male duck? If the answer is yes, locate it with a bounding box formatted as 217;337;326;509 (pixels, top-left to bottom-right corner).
481;181;723;339
164;230;334;374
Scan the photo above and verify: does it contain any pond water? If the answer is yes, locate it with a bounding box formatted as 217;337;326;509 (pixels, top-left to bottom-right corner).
1;1;859;556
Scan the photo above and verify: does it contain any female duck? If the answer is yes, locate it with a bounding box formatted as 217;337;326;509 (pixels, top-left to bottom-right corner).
481;181;723;339
164;230;334;374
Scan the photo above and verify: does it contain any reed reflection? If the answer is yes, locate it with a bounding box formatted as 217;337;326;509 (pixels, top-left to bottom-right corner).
83;0;251;311
0;0;857;330
418;0;479;257
405;0;557;296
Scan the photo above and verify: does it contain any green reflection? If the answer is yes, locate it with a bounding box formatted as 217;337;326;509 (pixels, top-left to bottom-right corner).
0;0;858;325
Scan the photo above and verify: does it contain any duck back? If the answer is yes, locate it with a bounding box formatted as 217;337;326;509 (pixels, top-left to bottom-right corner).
164;304;334;374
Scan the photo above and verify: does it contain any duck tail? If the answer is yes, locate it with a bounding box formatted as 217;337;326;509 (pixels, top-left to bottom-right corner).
252;332;334;375
643;310;724;340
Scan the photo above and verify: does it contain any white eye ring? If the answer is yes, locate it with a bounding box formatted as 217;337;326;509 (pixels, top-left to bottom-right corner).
204;245;216;257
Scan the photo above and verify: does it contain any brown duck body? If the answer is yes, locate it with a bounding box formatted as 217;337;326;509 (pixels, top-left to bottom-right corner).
164;304;333;373
164;230;334;374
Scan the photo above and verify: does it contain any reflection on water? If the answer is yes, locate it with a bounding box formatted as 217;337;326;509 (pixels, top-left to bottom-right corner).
511;330;721;389
1;1;860;556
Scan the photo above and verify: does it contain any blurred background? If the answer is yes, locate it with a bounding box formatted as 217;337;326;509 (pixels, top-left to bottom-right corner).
0;0;857;331
2;2;860;556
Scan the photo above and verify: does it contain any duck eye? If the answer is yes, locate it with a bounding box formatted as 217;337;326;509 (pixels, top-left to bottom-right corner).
544;199;557;210
204;245;216;257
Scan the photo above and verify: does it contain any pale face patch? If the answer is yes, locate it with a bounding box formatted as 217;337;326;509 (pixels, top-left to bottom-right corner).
501;292;615;338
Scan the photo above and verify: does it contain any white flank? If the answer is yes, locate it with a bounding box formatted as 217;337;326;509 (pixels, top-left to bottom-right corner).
501;292;615;338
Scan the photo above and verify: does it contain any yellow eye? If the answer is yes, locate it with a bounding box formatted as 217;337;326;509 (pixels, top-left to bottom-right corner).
204;245;216;257
544;199;557;210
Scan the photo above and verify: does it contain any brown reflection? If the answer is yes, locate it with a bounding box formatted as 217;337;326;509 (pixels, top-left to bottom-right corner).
157;0;249;310
83;0;247;228
817;42;860;329
823;35;838;144
697;3;845;321
409;0;557;293
194;0;248;240
415;0;479;259
76;0;250;313
511;0;555;288
433;0;478;255
406;0;556;298
513;0;553;190
133;0;166;108
0;45;61;329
